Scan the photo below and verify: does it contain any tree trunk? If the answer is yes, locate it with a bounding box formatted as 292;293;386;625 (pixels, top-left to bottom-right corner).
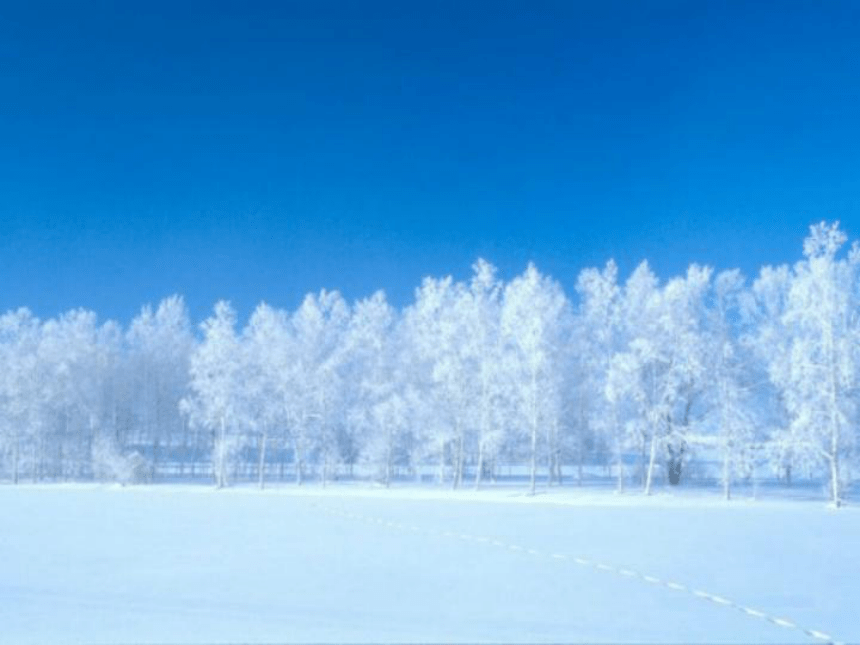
451;425;462;490
529;368;538;496
294;436;304;486
12;432;20;485
384;426;392;488
828;375;842;507
34;436;41;483
613;405;625;493
474;441;485;490
152;438;160;483
179;417;188;478
217;415;227;489
644;432;658;495
666;442;684;486
279;435;285;481
825;317;842;508
545;421;554;486
529;423;537;496
556;449;563;486
258;427;268;490
830;454;841;508
577;440;584;487
437;437;446;485
190;422;199;479
322;453;329;488
61;412;69;482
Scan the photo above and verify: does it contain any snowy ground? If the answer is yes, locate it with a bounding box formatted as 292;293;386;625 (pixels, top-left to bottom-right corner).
1;484;856;644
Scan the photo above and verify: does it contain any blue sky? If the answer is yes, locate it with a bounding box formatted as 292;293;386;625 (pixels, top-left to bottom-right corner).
2;1;859;323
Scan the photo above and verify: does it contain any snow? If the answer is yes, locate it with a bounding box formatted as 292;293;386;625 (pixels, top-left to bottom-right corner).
1;484;857;644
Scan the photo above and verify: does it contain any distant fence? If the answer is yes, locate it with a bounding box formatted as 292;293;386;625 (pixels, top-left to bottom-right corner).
2;443;855;500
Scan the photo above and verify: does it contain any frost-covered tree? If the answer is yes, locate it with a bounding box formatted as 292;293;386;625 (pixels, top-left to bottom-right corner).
745;264;794;483
464;259;507;488
403;276;473;486
243;302;291;488
342;291;412;485
184;301;245;488
575;260;624;489
775;222;860;506
705;270;757;500
289;290;351;484
658;265;712;489
126;296;193;478
608;263;711;494
606;262;661;490
36;309;121;480
501;263;572;495
0;309;43;482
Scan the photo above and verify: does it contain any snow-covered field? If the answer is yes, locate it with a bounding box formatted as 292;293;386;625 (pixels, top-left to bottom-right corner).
1;484;856;644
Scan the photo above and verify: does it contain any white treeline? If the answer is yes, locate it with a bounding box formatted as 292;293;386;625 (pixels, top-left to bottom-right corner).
1;223;858;504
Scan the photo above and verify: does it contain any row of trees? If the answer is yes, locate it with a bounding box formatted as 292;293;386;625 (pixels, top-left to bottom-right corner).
1;223;858;504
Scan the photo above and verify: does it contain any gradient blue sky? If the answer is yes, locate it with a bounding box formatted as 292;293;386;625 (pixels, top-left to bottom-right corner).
2;1;859;323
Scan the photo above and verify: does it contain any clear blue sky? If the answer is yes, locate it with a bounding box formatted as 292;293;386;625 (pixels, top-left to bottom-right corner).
2;1;859;323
